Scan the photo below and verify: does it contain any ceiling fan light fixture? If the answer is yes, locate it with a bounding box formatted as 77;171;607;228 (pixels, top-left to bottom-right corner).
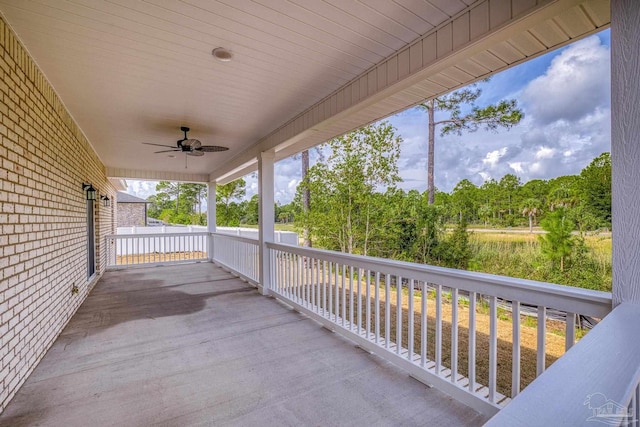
212;47;233;62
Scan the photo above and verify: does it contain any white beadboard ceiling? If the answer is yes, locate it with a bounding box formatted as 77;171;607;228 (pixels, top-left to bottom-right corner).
0;0;609;183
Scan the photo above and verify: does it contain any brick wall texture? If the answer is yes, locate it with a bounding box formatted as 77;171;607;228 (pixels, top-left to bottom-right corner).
117;203;146;227
0;17;116;412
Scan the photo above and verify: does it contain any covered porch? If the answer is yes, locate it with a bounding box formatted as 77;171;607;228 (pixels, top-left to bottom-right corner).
0;263;485;426
1;0;640;425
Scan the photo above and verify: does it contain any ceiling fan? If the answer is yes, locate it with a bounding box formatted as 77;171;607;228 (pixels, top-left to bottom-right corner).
143;126;229;157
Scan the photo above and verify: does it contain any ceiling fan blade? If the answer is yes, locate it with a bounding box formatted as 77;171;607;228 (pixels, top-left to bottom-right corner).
199;145;229;152
154;149;180;153
143;142;177;148
187;150;205;157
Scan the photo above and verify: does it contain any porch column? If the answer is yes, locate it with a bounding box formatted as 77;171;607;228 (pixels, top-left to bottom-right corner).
207;181;216;261
611;0;640;306
258;151;275;295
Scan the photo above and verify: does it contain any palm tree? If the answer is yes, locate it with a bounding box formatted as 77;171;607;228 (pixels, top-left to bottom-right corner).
522;198;542;233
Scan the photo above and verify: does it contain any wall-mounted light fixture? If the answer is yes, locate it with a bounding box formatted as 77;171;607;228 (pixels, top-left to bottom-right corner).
100;195;111;207
82;183;97;201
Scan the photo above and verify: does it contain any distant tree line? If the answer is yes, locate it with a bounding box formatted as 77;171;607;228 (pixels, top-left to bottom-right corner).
146;178;295;227
292;123;611;291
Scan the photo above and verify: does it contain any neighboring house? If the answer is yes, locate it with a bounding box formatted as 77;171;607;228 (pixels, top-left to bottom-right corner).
116;192;149;227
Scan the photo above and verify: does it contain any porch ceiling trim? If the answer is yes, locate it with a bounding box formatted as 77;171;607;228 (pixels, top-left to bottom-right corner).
106;167;209;184
212;0;609;184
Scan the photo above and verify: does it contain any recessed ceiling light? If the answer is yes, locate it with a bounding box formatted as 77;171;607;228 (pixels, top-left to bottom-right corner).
212;47;233;62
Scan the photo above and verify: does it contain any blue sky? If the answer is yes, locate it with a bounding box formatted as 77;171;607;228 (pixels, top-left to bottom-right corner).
129;30;611;204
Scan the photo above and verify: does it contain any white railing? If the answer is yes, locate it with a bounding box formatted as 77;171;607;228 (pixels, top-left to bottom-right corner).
117;225;299;245
105;232;209;267
486;302;640;426
266;242;612;416
211;233;259;285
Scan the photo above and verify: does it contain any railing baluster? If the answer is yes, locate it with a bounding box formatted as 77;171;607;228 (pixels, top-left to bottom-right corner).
408;279;414;360
312;258;317;311
349;266;354;330
341;264;346;327
397;275;402;355
357;268;362;335
435;284;442;375
537;306;547;377
323;261;328;317
366;270;371;337
385;273;391;349
565;312;576;351
334;263;339;322
489;295;498;403
512;300;521;398
375;271;380;344
451;288;458;384
421;281;427;368
327;262;333;318
468;291;476;393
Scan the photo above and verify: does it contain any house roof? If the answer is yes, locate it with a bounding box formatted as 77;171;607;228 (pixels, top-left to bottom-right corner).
116;192;149;204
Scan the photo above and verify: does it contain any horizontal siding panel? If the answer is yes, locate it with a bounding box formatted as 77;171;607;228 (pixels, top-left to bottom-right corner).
446;66;476;84
470;50;508;71
429;72;462;90
530;19;570;47
489;41;526;63
457;58;491;77
582;0;611;27
557;6;596;38
509;31;546;56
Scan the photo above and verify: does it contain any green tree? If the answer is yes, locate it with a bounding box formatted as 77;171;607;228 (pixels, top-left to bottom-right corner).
216;179;246;226
417;83;523;204
152;181;208;224
499;173;522;218
298;122;401;255
450;179;478;222
579;152;611;228
243;194;259;225
539;208;574;272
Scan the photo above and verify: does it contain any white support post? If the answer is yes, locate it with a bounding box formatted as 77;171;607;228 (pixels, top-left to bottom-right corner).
207;181;216;261
258;151;275;295
612;0;640;306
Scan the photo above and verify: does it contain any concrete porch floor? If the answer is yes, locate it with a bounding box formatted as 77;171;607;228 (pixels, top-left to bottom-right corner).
0;263;487;426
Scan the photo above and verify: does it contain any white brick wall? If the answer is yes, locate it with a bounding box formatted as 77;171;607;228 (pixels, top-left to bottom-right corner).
0;17;116;413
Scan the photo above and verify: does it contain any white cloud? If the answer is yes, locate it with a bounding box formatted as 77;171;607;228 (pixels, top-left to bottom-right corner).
535;147;556;159
508;162;524;174
483;147;508;168
522;35;610;125
127;181;158;199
